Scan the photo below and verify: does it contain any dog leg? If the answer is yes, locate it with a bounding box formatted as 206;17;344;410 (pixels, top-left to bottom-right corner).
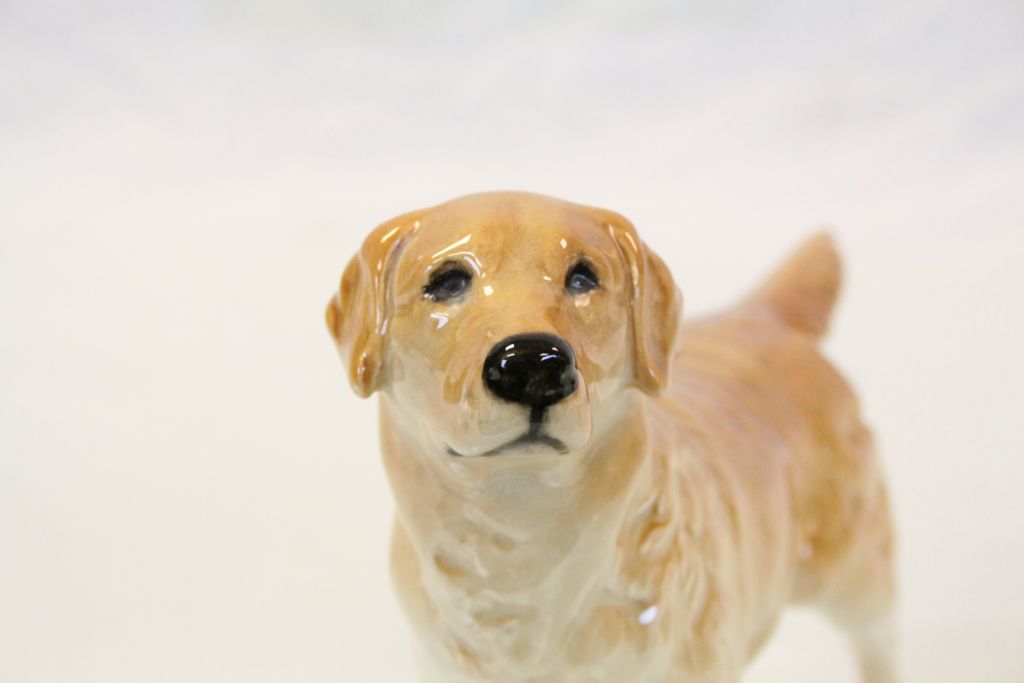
848;615;898;683
819;488;899;683
825;583;899;683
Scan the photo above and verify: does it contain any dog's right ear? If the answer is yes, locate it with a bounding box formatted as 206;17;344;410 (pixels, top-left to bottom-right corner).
326;215;419;398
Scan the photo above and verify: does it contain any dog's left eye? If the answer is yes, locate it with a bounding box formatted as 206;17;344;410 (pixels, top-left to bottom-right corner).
565;261;599;295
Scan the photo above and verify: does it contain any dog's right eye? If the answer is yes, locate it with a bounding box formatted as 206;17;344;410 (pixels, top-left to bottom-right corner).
423;267;472;302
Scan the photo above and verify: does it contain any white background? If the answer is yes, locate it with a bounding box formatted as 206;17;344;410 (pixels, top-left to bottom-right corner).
2;1;1022;681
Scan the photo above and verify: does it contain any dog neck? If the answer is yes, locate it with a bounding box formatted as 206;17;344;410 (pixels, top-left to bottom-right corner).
377;395;689;677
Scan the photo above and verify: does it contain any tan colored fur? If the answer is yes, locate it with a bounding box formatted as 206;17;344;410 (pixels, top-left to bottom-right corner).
327;192;896;682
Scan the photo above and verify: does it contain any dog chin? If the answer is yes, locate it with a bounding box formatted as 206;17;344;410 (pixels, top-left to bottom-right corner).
441;420;590;459
434;388;593;458
445;435;564;458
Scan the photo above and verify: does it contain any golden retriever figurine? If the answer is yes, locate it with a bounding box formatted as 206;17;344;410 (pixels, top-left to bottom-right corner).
326;192;896;683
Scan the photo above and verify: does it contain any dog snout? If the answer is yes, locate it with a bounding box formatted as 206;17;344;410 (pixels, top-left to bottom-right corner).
483;333;578;409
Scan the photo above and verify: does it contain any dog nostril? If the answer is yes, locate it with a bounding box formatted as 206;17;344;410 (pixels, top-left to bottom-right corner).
483;333;578;409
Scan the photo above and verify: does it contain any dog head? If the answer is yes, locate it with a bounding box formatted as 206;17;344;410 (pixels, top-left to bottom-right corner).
327;192;681;459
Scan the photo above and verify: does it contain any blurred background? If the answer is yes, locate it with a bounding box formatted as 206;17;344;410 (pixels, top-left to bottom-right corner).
2;1;1022;681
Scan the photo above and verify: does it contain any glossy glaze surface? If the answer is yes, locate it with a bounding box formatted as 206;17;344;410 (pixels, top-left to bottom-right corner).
326;192;896;683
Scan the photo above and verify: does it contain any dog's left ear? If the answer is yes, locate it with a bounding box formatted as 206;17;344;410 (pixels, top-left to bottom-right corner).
326;215;419;398
605;216;683;395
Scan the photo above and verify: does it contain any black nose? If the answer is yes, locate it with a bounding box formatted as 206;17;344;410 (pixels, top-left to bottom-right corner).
483;333;578;409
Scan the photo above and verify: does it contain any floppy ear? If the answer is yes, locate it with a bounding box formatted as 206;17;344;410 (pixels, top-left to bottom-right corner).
326;216;418;398
606;218;683;395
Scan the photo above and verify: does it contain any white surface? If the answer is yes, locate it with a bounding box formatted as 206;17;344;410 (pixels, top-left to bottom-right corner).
2;1;1023;681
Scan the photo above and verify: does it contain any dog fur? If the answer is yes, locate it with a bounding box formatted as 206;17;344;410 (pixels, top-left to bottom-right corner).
327;191;896;682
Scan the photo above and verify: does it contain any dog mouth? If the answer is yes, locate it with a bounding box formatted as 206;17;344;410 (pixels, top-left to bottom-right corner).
446;407;568;457
446;433;568;458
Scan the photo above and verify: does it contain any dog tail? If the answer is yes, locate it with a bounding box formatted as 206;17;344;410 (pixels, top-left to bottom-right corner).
743;232;842;340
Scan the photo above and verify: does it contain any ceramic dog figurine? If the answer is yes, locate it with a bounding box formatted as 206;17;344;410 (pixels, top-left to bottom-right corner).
326;192;896;683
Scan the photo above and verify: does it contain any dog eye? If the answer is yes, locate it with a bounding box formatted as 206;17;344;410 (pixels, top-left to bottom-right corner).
424;267;472;302
565;261;599;295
